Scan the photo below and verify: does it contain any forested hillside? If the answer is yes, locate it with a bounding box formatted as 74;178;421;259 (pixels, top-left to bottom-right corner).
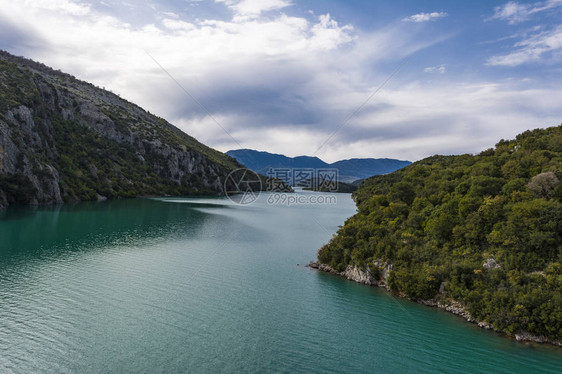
0;51;245;208
318;125;562;342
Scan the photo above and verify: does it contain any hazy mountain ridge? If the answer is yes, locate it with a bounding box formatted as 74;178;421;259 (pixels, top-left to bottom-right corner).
226;149;411;183
0;51;244;208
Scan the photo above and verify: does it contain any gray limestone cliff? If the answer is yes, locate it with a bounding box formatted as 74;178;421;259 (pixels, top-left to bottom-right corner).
0;51;245;208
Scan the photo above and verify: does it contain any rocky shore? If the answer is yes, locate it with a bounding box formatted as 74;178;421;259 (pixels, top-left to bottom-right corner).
307;261;562;347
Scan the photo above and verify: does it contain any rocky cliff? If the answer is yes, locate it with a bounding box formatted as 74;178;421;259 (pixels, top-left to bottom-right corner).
0;51;245;208
308;260;392;289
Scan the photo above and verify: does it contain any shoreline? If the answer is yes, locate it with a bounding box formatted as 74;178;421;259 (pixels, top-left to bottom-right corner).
307;261;562;348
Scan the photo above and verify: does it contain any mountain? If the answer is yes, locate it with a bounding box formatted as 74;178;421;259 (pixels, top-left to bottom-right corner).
226;149;411;184
331;158;413;182
226;149;328;173
315;125;562;345
0;51;247;209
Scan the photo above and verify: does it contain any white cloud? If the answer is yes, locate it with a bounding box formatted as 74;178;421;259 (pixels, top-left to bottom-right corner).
402;11;448;23
0;0;560;163
171;77;562;162
487;25;562;66
23;0;91;16
490;0;562;24
161;18;196;32
490;1;532;24
309;81;562;161
216;0;292;21
160;11;180;19
423;64;446;74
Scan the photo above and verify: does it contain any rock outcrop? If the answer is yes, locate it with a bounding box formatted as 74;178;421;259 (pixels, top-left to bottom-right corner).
308;260;392;291
343;265;375;285
483;257;501;270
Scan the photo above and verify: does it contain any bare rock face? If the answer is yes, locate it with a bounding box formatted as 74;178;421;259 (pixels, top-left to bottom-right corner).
309;259;393;291
343;265;375;285
0;51;242;208
514;332;562;346
0;188;6;209
478;321;494;330
0;118;21;174
483;257;500;270
372;260;393;290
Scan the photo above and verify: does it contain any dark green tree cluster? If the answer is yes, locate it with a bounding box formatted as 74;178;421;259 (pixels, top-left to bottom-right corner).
318;125;562;340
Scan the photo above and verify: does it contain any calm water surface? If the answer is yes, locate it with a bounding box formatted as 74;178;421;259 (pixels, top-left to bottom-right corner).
0;192;560;373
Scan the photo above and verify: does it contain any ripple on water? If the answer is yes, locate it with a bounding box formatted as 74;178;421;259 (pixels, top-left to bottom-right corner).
0;197;561;373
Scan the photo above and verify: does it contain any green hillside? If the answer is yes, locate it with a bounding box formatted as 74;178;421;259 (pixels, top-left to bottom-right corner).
318;125;562;341
0;51;246;207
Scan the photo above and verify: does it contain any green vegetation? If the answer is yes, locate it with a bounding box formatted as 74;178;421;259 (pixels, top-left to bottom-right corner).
49;114;218;201
0;59;41;114
318;125;562;341
97;104;241;172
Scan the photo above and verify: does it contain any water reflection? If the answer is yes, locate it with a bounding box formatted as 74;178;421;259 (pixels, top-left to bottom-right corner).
0;199;216;260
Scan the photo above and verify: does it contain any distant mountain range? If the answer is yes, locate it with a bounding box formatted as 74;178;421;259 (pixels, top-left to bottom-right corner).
226;149;411;184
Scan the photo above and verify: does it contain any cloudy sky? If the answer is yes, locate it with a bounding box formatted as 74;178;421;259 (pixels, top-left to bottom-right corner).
1;0;561;162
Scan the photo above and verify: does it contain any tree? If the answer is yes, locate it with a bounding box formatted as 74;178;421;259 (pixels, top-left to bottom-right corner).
527;172;560;199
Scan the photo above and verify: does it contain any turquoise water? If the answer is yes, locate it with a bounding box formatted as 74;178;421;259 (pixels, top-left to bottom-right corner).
0;192;560;373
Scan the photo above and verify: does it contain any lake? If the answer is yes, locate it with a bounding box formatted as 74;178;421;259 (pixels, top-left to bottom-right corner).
0;191;560;373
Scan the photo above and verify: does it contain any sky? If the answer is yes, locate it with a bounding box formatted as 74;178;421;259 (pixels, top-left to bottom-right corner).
1;0;561;162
